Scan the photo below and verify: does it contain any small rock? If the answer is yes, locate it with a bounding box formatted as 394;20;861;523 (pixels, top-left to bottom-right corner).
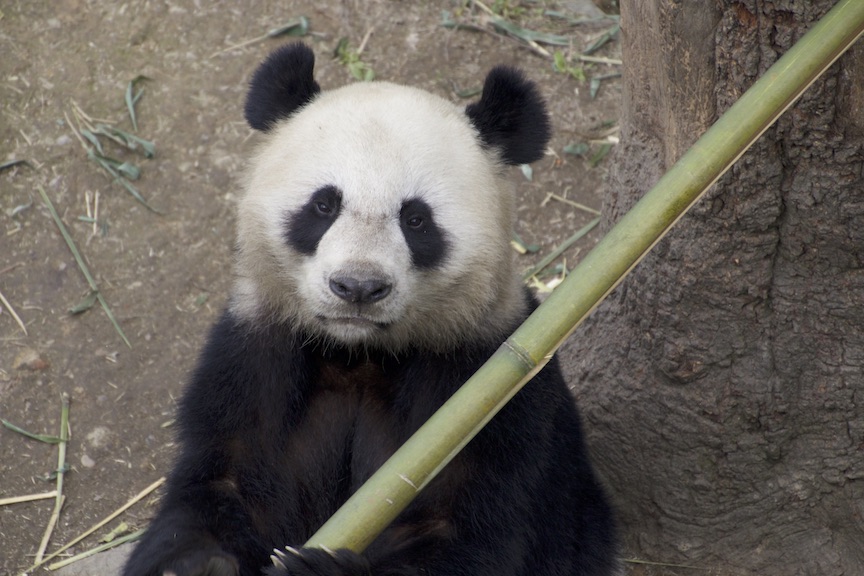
81;454;96;468
55;543;134;576
13;348;50;371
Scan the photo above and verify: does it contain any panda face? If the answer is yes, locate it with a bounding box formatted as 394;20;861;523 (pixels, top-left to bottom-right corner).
231;45;549;352
232;81;524;352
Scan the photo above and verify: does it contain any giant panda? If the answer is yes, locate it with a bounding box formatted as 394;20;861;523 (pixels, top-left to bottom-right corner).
123;43;618;576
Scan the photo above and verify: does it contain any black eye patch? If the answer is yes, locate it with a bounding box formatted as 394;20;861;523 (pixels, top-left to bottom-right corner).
400;198;449;269
285;185;342;254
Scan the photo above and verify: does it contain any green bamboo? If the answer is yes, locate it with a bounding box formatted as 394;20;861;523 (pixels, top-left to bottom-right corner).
306;0;864;552
38;185;132;348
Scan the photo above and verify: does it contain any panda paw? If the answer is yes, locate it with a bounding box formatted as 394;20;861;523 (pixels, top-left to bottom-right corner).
265;546;370;576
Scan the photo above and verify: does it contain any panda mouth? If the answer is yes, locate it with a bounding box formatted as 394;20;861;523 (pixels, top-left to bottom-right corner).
319;315;390;329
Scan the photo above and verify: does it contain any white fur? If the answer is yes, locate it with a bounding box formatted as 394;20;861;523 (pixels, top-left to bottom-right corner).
231;81;526;352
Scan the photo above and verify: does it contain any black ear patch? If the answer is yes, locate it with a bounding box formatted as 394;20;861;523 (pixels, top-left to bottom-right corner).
244;43;321;132
465;67;551;165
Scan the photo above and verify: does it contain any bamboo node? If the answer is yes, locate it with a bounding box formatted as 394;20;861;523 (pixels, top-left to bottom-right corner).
502;338;537;371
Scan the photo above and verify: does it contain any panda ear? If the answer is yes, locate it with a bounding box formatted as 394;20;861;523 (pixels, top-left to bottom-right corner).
465;67;551;165
244;43;321;132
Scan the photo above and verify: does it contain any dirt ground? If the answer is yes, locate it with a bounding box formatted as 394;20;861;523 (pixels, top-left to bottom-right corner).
0;1;623;573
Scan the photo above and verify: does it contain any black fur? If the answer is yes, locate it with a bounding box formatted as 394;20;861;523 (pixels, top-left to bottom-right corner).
399;198;449;269
122;294;617;576
285;185;342;255
465;67;551;165
245;43;321;132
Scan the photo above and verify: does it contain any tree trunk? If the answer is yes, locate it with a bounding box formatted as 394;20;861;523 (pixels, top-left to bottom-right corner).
561;1;864;574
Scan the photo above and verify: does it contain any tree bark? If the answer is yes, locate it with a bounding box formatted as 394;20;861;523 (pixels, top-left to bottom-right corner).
561;1;864;574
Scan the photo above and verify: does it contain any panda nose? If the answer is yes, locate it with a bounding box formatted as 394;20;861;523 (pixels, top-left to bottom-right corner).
329;276;392;304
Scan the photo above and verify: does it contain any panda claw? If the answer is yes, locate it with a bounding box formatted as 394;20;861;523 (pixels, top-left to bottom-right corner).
272;548;288;561
284;545;303;557
270;555;287;570
320;545;336;558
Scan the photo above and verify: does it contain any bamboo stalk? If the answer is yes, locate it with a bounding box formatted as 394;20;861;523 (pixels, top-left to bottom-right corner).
305;0;864;552
37;185;131;348
35;394;70;563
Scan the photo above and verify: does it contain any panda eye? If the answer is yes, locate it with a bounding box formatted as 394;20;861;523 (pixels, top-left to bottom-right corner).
399;198;448;269
308;186;340;218
315;201;333;215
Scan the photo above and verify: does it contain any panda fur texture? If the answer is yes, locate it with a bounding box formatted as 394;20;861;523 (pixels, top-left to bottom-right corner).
123;43;618;576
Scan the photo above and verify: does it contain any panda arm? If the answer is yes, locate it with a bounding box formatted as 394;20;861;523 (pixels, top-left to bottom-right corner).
123;311;312;576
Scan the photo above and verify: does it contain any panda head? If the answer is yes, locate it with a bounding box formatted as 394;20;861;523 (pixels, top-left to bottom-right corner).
232;43;550;353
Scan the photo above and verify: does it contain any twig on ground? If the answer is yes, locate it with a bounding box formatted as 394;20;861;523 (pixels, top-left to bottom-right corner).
0;490;58;507
579;55;622;65
0;262;25;276
209;17;309;57
48;529;145;571
0;287;27;335
523;217;602;280
30;476;165;571
356;28;374;55
542;192;601;215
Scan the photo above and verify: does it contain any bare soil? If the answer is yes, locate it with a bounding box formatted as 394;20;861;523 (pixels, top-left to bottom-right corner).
0;1;621;573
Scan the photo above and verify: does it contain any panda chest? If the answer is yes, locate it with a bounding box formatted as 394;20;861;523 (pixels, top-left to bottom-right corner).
294;356;405;488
